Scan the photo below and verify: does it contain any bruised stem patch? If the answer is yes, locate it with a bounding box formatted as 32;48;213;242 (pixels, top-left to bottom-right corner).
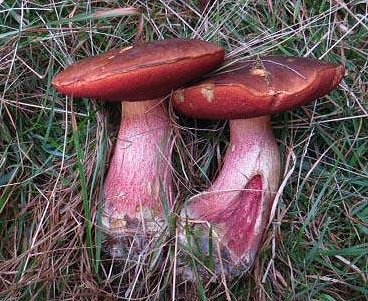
204;175;263;258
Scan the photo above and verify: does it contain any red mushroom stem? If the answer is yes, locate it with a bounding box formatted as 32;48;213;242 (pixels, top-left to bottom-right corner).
103;100;173;257
183;115;280;275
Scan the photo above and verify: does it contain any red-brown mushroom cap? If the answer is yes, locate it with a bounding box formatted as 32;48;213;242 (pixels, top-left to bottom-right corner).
52;39;224;101
172;56;345;119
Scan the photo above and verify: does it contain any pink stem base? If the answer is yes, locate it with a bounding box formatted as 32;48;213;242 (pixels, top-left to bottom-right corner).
103;100;173;256
182;116;280;276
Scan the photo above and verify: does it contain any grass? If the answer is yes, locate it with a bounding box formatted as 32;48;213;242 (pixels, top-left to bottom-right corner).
0;0;367;300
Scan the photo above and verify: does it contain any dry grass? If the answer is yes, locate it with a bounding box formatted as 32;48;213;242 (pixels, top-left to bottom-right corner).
1;0;367;300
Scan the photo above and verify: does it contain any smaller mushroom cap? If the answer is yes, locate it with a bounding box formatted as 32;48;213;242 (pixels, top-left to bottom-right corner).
52;39;224;101
172;56;345;119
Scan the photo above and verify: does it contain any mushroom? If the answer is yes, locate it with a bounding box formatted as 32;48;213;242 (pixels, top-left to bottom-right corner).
52;38;224;257
172;56;345;278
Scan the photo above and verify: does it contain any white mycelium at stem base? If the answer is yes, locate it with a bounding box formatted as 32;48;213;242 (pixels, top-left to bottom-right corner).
102;100;173;256
184;115;280;274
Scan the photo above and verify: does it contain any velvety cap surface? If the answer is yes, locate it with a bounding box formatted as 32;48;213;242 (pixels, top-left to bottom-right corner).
172;56;345;119
52;39;224;101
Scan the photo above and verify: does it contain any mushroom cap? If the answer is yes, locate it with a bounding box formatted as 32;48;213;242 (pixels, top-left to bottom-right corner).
52;39;224;101
172;56;345;119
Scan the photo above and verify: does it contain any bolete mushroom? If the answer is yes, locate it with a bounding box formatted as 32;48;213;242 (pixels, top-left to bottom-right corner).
172;56;345;278
52;38;224;257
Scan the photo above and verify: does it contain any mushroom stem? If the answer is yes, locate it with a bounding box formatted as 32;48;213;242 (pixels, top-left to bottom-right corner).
183;116;280;275
103;99;173;257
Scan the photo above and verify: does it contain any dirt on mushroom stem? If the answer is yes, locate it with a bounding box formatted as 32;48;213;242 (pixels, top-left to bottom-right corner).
102;99;174;258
